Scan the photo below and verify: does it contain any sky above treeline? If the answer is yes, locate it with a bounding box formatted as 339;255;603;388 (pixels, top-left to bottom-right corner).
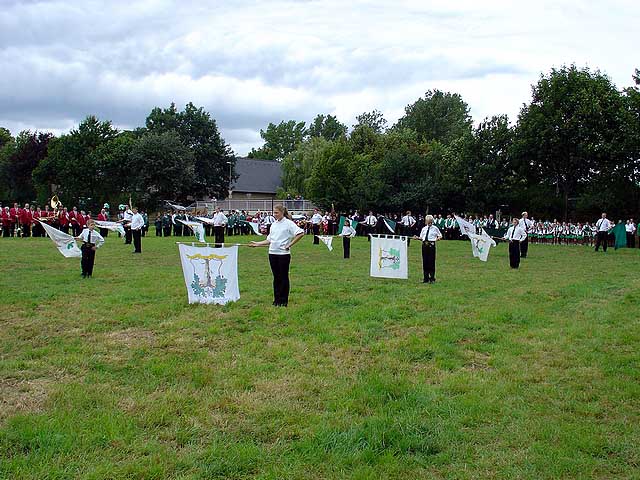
1;0;638;155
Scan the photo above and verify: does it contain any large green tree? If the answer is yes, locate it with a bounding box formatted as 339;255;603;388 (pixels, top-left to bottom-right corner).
33;116;117;208
1;131;53;203
395;89;472;144
248;120;307;161
514;65;633;219
307;114;348;141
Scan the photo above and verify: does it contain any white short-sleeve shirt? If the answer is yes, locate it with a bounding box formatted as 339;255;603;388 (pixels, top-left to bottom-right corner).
267;218;304;255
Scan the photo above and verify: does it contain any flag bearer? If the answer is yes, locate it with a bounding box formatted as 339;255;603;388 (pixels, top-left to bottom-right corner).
414;214;442;283
77;219;104;278
503;218;527;269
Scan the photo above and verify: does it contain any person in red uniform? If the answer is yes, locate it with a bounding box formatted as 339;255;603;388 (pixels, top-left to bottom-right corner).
77;210;87;232
58;207;70;234
69;207;79;236
97;208;109;237
9;203;20;237
19;203;32;237
32;206;42;237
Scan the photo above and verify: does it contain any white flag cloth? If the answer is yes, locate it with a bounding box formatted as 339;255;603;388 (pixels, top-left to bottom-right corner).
39;221;82;258
455;215;477;237
317;235;333;252
370;235;408;279
247;221;262;235
178;244;240;305
455;216;496;261
94;220;125;237
178;219;206;243
195;216;216;225
467;231;497;262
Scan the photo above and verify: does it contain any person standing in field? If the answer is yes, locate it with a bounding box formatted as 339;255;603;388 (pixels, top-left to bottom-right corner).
503;217;527;269
414;214;442;283
249;205;304;307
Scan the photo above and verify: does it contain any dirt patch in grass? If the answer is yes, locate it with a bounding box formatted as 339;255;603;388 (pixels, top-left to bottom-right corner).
104;328;156;348
0;372;69;424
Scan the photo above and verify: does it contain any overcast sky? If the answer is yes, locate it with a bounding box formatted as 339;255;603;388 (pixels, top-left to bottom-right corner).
1;0;638;155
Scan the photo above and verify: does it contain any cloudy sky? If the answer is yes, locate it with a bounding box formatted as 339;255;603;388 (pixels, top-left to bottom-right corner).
1;0;638;155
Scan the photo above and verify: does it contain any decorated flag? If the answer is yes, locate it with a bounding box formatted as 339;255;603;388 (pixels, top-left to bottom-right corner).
338;216;359;234
238;220;262;235
178;219;206;243
611;223;627;250
382;217;397;234
317;235;334;251
195;216;215;225
39;221;82;258
370;235;408;279
94;220;125;237
467;230;496;262
178;244;240;305
455;215;496;261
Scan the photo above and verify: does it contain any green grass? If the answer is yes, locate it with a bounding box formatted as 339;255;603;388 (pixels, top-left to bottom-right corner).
1;233;639;479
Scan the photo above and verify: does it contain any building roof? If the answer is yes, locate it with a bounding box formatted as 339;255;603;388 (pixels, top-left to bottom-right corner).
231;157;282;194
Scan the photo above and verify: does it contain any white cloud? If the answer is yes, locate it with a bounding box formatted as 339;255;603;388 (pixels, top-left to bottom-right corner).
0;0;638;155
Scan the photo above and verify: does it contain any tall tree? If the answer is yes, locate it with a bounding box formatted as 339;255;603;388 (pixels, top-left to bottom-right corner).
248;120;307;161
281;136;329;196
395;89;472;144
307;114;348;141
353;109;388;133
2;131;53;203
514;65;631;219
33;116;117;208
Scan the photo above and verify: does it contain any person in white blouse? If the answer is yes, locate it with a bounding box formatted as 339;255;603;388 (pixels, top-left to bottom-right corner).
518;211;534;258
76;219;105;277
364;211;377;241
310;208;323;245
338;219;357;259
594;212;613;252
126;207;144;253
503;217;527;269
212;207;228;246
400;210;416;245
250;205;304;307
625;219;636;248
413;214;442;283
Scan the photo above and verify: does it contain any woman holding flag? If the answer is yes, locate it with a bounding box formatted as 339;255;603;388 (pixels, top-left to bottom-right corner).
249;205;304;307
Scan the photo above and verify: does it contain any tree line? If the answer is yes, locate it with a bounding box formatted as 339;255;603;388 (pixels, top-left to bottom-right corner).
250;65;640;220
0;103;234;212
0;64;638;219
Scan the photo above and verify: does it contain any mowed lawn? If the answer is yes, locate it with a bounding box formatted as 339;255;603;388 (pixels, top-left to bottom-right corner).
1;233;639;479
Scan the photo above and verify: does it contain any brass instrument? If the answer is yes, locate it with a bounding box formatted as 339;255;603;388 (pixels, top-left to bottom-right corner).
50;195;62;210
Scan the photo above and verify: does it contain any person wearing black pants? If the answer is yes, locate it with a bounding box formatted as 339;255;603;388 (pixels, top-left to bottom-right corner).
503;218;527;269
415;215;442;283
338;219;356;258
518;211;533;258
77;220;104;277
310;209;322;245
126;207;144;253
250;205;304;307
594;213;613;252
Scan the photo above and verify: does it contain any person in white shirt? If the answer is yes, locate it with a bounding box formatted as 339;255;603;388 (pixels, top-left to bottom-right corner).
126;207;144;253
625;219;636;248
212;207;228;246
338;219;357;259
364;211;377;241
503;218;527;269
518;211;534;258
263;212;276;235
594;212;613;252
310;208;323;245
400;210;416;245
122;206;133;244
250;205;304;307
76;219;105;277
414;214;442;283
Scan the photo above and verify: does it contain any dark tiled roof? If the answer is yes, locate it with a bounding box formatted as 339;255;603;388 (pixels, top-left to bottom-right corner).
231;157;282;194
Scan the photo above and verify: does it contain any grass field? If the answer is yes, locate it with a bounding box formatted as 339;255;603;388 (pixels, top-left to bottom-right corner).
1;233;639;479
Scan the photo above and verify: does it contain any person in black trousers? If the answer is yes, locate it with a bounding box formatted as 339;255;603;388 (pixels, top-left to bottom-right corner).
414;215;442;283
250;205;304;307
338;219;356;258
503;218;527;269
77;220;104;277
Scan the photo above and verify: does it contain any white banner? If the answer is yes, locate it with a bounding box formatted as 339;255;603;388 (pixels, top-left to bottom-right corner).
94;220;125;237
178;244;240;305
39;221;82;258
178;219;206;243
317;235;333;251
467;231;497;262
370;236;408;279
